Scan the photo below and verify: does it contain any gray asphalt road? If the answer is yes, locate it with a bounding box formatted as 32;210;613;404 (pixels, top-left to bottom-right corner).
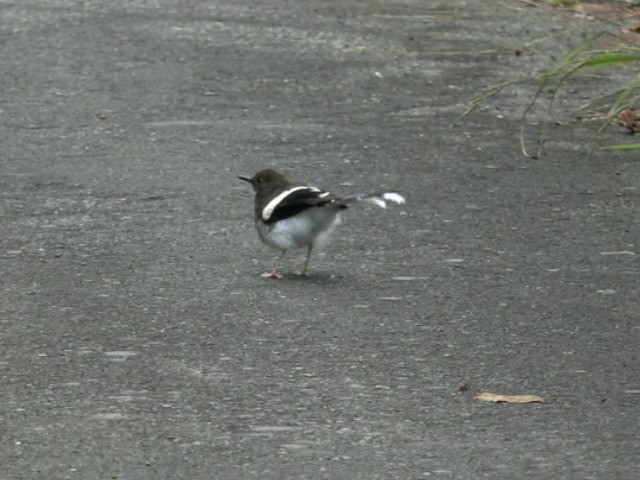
2;1;639;479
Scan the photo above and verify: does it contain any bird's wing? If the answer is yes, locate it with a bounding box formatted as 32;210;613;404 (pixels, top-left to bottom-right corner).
262;186;344;223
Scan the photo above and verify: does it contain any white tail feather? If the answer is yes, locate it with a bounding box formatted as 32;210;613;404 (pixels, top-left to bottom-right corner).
366;197;388;208
381;192;406;205
345;192;405;208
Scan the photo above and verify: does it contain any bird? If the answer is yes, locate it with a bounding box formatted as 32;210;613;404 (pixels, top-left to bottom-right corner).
238;168;405;278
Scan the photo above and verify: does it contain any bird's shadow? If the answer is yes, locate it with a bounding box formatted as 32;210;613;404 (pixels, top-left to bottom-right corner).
255;270;348;286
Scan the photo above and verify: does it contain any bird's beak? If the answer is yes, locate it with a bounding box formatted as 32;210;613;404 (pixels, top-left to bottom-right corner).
238;175;252;183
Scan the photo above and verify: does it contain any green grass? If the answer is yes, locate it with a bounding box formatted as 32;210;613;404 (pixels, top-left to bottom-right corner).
457;32;640;156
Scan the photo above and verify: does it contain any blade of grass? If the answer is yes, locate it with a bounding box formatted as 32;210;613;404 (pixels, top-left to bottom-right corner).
591;94;640;144
524;55;592;158
607;76;640;115
580;53;640;68
591;92;640;140
535;65;581;158
519;34;609;157
543;32;607;77
451;78;530;126
589;83;640;153
530;51;640;157
460;30;640;156
600;143;640;151
578;86;628;112
520;75;551;157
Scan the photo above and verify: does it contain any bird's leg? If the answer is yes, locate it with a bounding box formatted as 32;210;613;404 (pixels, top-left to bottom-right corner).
299;246;312;278
261;250;286;279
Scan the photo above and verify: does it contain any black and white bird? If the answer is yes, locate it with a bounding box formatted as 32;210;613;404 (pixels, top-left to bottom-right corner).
238;168;405;278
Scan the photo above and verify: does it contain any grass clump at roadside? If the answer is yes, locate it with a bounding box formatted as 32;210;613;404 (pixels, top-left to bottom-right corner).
457;30;640;157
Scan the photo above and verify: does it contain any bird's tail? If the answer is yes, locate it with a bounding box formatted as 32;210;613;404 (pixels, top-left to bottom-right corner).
342;191;406;208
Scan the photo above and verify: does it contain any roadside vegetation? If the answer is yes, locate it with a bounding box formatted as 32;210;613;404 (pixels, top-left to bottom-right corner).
458;1;640;156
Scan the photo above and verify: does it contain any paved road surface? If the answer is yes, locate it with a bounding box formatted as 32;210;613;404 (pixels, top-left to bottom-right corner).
1;1;639;479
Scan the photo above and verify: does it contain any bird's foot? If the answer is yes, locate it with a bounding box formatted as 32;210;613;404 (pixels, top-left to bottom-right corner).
261;270;284;279
296;270;310;278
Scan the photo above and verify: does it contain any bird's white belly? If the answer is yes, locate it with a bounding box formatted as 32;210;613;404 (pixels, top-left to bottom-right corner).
256;209;341;252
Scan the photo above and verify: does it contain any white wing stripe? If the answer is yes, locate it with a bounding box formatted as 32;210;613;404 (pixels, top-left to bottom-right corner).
262;186;316;221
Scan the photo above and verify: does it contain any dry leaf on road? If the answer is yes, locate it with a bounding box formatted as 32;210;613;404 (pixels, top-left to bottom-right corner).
617;108;640;133
475;392;544;403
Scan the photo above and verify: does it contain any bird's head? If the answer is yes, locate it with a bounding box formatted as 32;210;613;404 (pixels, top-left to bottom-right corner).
238;168;290;193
